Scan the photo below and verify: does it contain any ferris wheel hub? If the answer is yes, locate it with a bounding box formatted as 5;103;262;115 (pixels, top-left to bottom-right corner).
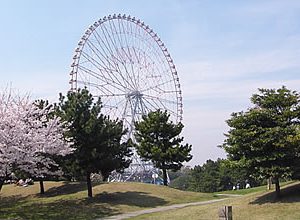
127;91;143;98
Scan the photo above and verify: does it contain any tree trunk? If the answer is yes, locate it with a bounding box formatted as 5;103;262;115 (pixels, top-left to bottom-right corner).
274;177;280;198
267;177;272;190
0;177;5;191
39;180;45;194
0;173;8;192
162;168;168;186
86;172;93;197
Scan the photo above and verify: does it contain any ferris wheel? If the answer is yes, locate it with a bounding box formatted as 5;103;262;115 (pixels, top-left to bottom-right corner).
70;14;182;133
69;14;183;181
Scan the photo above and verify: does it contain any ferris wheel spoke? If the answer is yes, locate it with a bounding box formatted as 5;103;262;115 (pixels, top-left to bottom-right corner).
158;89;178;94
118;19;126;45
121;47;139;89
101;95;125;108
121;60;139;90
92;30;130;83
92;29;115;59
95;25;125;65
80;50;116;74
144;96;178;117
141;100;152;113
110;19;126;55
85;39;111;66
109;19;133;80
139;34;155;64
77;80;121;96
123;117;133;132
102;104;120;111
96;98;126;113
148;86;177;95
113;59;137;90
85;39;119;72
97;93;126;97
128;99;138;125
137;55;166;89
140;95;160;110
102;104;117;108
80;50;120;79
121;98;129;121
103;98;127;119
112;96;127;108
133;48;147;88
100;22;137;91
97;24;136;90
109;20;139;90
138;98;152;115
93;34;135;90
84;41;131;89
142;94;178;105
100;22;126;66
140;79;174;93
78;65;126;92
119;20;139;89
77;80;125;98
105;21;126;62
86;38;135;92
127;21;136;54
135;50;153;89
148;86;165;95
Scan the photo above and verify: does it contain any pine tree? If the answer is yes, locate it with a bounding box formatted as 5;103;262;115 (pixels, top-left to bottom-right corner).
134;110;192;185
56;88;132;197
222;86;300;197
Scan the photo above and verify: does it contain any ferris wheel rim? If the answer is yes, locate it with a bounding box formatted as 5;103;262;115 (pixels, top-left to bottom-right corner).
69;13;183;123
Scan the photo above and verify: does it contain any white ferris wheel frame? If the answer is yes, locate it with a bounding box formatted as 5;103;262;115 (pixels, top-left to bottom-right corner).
69;14;183;138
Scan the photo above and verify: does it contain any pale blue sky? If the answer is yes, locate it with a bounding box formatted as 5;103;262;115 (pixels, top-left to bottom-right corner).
1;0;300;166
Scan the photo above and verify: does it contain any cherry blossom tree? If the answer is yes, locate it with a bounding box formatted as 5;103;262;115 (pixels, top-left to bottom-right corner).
0;92;24;189
0;92;73;193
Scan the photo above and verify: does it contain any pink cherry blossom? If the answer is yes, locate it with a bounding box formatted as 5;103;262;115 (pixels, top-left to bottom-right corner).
0;92;73;181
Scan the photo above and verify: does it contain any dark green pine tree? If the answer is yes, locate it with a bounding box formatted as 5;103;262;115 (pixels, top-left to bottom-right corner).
56;88;132;197
190;159;221;193
222;86;300;197
134;110;192;186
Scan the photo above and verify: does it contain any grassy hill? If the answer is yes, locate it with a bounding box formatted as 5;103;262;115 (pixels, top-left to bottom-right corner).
132;181;300;220
0;181;218;220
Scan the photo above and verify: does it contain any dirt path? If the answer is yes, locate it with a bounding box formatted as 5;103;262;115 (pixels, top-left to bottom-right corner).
100;198;228;220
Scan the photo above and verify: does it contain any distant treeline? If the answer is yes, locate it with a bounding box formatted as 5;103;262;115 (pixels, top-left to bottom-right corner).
169;158;266;193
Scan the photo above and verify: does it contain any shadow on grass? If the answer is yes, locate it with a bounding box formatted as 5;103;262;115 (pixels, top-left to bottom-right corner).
90;191;168;207
0;195;116;220
1;189;168;219
251;182;300;204
40;181;104;197
0;195;27;211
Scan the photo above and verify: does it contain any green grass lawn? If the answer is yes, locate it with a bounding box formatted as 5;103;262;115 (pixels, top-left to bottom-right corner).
0;181;218;220
132;181;300;220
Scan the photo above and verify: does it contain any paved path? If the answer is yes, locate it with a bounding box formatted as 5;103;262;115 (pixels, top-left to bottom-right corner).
100;198;228;220
215;193;243;197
